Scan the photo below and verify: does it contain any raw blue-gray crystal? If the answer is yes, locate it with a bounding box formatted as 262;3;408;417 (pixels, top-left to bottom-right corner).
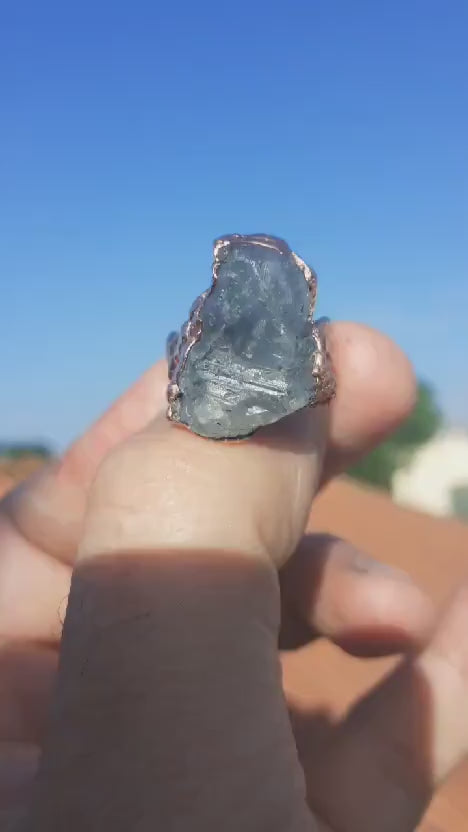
170;237;318;439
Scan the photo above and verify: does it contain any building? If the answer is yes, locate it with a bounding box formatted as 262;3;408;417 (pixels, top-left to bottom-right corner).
392;428;468;519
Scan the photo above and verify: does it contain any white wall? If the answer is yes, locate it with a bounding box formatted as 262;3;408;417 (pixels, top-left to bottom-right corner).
392;430;468;517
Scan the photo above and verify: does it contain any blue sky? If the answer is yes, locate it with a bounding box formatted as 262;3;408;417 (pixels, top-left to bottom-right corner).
1;0;467;449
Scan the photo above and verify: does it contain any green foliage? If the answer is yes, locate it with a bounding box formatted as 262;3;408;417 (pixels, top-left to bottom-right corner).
451;485;468;522
348;381;442;492
348;444;399;491
388;381;442;448
0;442;52;459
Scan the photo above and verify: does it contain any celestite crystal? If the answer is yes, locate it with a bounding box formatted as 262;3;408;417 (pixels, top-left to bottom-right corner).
168;235;319;439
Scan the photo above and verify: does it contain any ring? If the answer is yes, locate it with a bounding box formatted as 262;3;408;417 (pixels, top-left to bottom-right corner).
166;234;336;440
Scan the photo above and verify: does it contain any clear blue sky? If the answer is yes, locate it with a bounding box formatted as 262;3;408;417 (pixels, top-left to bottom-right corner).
2;1;467;449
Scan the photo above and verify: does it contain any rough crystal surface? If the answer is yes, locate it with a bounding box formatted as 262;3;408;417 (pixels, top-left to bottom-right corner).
171;239;317;439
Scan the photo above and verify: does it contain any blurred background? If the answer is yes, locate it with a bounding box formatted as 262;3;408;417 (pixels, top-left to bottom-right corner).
1;0;467;516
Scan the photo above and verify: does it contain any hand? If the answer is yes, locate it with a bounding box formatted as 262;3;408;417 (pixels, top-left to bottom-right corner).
2;323;467;831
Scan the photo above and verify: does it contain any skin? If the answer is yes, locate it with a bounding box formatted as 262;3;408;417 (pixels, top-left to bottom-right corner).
1;322;467;830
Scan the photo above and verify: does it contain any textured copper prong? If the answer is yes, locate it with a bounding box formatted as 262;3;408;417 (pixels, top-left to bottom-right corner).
167;382;180;403
216;233;291;257
291;251;317;319
310;318;336;404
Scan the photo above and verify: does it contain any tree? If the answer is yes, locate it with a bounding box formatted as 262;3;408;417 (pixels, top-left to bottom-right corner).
0;442;53;459
451;485;468;522
348;381;442;491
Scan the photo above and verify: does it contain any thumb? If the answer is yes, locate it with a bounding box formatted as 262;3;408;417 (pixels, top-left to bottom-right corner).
79;403;328;568
27;405;329;831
